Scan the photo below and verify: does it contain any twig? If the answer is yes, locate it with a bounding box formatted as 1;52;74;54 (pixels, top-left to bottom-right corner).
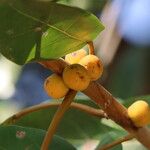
39;58;68;75
39;59;150;149
41;90;77;150
2;102;107;125
99;134;134;150
87;41;95;55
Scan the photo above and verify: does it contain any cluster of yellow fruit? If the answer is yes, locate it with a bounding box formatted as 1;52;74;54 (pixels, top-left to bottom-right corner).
44;49;150;128
127;100;150;127
44;49;103;99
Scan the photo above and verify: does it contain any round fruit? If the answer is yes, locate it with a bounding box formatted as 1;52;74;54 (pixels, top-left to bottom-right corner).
79;54;103;81
65;49;87;64
44;74;69;99
127;100;150;127
63;64;90;91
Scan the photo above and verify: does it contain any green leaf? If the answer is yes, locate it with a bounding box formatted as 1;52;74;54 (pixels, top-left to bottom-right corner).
0;125;76;150
95;131;126;150
2;99;112;142
0;0;104;65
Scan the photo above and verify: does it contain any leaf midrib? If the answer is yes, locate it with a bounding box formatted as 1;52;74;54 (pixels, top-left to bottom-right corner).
9;3;86;43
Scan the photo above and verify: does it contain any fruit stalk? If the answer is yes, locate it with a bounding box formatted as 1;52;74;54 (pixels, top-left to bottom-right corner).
88;41;95;55
41;90;77;150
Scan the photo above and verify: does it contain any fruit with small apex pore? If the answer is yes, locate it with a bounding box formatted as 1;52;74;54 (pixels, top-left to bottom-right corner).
65;49;87;64
128;100;150;127
63;64;90;91
79;54;103;81
44;74;69;99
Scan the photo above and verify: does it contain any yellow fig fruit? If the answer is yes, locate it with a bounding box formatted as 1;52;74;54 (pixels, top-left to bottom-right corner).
63;64;90;91
128;100;150;127
79;54;103;81
44;74;69;99
65;49;87;64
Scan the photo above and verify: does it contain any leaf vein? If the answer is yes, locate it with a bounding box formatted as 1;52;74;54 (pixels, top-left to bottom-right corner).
9;4;85;43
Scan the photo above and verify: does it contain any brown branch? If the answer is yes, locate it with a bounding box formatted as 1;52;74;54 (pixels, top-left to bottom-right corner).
39;58;68;75
84;82;135;130
41;90;77;150
83;82;150;149
39;59;150;149
87;41;95;55
99;134;134;150
2;102;107;125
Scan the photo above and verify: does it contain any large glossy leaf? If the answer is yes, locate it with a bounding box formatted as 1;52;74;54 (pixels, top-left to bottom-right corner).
0;125;76;150
0;0;104;65
2;99;112;142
